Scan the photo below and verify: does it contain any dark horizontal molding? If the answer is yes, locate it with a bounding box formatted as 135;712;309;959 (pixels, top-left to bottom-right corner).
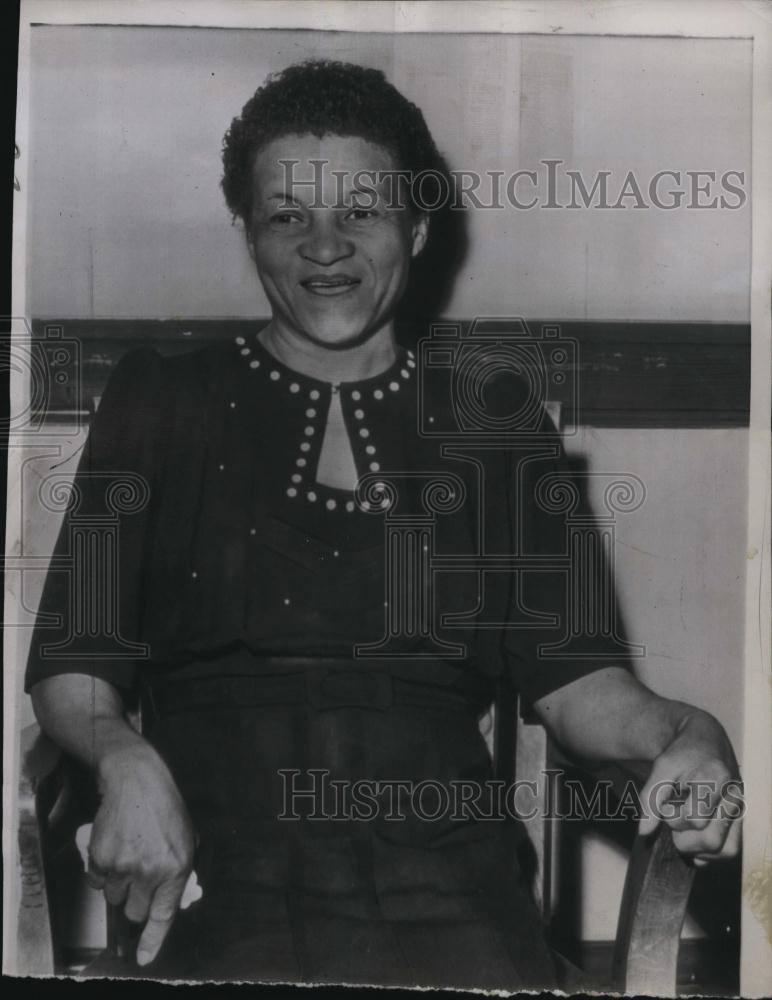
31;318;750;428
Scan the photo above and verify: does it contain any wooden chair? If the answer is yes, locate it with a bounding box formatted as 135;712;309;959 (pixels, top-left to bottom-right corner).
496;697;697;995
16;690;696;992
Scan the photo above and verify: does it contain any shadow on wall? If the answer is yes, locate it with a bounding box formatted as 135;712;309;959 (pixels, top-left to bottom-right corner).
397;154;470;335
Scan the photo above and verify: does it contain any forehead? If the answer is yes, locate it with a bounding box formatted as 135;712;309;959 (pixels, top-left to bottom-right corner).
251;133;400;200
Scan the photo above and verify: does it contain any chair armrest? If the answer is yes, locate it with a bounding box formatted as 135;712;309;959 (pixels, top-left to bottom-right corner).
608;759;696;996
613;819;695;995
17;723;64;975
560;755;695;995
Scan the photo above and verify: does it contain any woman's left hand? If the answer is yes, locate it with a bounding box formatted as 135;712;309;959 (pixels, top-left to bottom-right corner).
637;711;743;865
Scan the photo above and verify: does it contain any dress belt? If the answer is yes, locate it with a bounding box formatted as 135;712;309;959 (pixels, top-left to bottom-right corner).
143;656;486;717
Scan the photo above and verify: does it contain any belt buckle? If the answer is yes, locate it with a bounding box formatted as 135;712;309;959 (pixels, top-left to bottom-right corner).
306;669;394;711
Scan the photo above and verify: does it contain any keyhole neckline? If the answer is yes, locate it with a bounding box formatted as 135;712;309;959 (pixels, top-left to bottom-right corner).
234;332;416;397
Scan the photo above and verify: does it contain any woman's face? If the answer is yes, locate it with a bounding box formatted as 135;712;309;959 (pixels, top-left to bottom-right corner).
248;133;428;350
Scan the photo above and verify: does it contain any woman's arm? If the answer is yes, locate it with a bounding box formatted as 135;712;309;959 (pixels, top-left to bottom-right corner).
533;667;742;863
31;675;196;966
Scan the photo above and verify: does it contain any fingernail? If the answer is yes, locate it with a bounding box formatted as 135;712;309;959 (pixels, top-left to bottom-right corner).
137;950;152;967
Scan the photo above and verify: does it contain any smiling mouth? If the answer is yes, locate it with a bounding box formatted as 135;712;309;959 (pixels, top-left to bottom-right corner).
300;275;361;297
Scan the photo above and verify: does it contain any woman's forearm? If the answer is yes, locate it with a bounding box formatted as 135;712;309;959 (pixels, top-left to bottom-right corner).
533;666;731;765
31;673;197;966
31;673;153;779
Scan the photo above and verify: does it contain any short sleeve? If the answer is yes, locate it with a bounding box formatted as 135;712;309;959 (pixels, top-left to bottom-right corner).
24;348;169;696
503;413;634;708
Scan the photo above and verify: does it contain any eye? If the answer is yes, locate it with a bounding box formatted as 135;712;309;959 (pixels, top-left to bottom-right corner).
346;207;378;222
269;211;304;225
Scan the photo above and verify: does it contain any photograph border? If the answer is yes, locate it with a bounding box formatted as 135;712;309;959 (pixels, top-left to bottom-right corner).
5;2;771;993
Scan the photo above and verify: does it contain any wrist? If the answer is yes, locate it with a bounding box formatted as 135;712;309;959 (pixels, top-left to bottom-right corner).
93;720;162;787
675;706;737;764
623;696;715;763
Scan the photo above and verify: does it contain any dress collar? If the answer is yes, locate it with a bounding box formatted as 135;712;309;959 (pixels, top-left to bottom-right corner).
233;332;416;398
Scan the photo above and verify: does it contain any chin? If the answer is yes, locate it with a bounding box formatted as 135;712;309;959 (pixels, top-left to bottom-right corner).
297;319;378;351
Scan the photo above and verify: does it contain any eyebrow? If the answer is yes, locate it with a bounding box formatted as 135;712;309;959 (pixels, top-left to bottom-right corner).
262;186;386;207
266;192;302;205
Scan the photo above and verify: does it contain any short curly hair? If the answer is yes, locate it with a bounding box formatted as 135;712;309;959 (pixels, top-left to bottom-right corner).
221;60;443;223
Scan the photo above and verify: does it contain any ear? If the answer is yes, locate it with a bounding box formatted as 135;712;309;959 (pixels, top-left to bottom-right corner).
410;213;430;258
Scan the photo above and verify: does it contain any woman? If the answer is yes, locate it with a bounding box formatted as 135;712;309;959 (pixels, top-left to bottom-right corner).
26;61;740;989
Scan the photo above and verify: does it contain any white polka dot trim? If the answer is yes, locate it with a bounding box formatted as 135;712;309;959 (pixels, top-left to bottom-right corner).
326;499;337;511
310;389;320;401
359;428;370;438
300;442;311;452
365;444;376;455
307;491;317;502
389;381;399;392
287;487;298;498
235;336;246;346
351;390;361;401
270;370;280;381
290;382;300;393
249;359;260;369
354;409;364;420
374;389;384;400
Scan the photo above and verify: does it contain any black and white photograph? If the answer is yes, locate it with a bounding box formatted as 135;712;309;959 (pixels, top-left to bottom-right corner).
4;1;771;996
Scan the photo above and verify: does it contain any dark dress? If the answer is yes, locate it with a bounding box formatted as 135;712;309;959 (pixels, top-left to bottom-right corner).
26;333;623;988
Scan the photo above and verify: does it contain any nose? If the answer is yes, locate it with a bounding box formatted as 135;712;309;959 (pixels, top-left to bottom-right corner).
298;216;355;266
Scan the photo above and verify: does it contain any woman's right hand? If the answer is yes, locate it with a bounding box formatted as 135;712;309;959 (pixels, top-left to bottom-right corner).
88;740;197;966
31;675;196;967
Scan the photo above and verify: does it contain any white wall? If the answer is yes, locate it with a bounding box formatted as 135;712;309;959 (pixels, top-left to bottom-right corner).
26;28;750;321
564;426;747;939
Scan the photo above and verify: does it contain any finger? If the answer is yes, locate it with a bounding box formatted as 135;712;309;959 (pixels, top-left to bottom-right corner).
681;779;724;832
661;780;716;833
86;855;109;890
672;817;731;857
638;764;681;838
86;867;107;891
718;780;745;824
721;815;742;858
686;818;742;865
136;877;187;967
104;875;130;907
124;879;154;925
86;834;114;888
